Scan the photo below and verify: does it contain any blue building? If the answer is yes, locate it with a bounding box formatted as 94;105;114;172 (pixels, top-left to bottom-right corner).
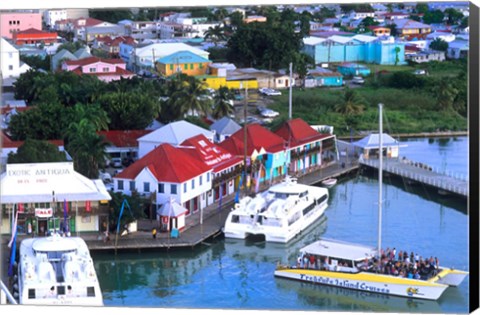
336;63;371;77
303;35;407;66
305;68;343;87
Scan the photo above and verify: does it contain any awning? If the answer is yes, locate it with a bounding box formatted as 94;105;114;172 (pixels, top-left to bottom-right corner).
0;162;111;204
157;198;187;217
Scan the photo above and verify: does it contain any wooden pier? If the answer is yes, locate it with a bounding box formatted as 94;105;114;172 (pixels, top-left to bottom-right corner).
359;157;468;198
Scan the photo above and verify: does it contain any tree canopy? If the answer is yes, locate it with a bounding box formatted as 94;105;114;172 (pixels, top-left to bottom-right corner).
8;138;67;164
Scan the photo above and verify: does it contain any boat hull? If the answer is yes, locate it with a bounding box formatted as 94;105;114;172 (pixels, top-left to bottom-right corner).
433;268;469;287
224;202;327;243
274;268;448;300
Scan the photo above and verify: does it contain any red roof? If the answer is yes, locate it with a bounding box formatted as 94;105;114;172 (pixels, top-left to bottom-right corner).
1;131;64;148
16;28;56;35
274;118;332;149
116;143;211;183
72;17;106;28
219;124;286;156
64;56;125;67
71;67;134;77
180;134;243;173
97;130;151;147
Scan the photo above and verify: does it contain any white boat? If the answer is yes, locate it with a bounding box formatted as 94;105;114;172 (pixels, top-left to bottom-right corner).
16;234;103;306
223;176;329;243
321;177;337;188
274;104;468;300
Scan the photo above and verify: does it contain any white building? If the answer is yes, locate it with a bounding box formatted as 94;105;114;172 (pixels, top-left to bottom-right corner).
43;9;67;28
0;162;111;236
137;120;215;159
0;37;31;80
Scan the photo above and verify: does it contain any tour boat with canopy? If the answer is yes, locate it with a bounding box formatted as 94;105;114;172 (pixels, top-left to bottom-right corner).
223;176;329;243
16;234;103;305
273;104;468;300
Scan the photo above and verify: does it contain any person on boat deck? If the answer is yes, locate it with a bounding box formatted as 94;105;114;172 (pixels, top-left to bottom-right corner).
309;255;316;269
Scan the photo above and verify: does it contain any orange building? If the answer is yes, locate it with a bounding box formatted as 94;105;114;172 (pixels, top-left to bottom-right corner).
13;28;58;45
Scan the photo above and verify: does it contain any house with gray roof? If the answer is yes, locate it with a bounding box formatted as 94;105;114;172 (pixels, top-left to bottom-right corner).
352;133;406;159
137;120;215;158
51;48;77;71
209;117;241;143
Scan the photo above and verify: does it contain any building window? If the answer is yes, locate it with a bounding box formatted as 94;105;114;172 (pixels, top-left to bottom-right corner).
199;175;202;186
8;65;13;70
184;183;187;193
118;180;124;190
207;172;210;182
171;184;177;194
184;64;188;70
129;181;135;191
158;183;164;193
191;179;195;189
199;63;203;69
170;64;174;70
190;64;194;70
144;182;150;192
89;68;96;73
103;67;109;72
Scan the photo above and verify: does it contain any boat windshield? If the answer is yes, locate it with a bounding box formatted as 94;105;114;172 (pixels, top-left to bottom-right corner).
271;192;301;199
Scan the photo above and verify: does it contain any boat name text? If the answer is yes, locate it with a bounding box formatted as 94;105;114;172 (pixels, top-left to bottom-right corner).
300;274;390;294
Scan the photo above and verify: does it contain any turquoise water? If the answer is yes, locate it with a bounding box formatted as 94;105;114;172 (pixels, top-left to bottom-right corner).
93;137;469;313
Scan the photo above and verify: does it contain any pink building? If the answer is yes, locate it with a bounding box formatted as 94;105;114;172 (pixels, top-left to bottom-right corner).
0;12;42;39
61;56;135;82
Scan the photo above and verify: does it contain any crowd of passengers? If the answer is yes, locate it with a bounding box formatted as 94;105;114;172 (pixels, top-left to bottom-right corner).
296;247;440;280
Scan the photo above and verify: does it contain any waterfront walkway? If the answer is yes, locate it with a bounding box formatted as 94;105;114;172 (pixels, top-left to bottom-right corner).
360;157;468;197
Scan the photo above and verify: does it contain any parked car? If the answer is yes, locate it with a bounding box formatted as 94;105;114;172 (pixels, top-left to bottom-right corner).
260;88;282;96
260;109;280;118
413;69;427;75
110;157;122;168
351;76;365;85
99;171;112;183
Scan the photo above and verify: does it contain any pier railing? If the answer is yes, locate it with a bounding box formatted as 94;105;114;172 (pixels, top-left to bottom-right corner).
360;157;468;197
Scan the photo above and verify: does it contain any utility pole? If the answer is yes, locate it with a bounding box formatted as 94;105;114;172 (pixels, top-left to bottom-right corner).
289;62;293;120
243;81;248;194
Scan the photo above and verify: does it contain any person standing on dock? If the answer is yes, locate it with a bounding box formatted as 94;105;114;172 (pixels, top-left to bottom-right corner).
152;228;157;239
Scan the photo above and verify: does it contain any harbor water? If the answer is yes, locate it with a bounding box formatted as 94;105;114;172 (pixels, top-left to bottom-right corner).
92;136;469;313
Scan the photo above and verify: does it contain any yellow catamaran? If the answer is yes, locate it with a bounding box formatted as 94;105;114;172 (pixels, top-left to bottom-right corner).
274;104;468;300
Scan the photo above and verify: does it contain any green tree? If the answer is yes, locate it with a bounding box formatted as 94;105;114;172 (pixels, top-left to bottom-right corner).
444;8;464;25
170;75;211;117
13;69;48;104
212;87;235;119
334;86;366;115
66;119;109;178
394;47;401;66
228;11;245;30
8;101;70;141
89;9;133;23
20;55;51;71
423;10;445;24
7;138;67;164
429;38;449;52
203;24;228;46
108;191;146;232
98;91;160;130
431;79;459;112
415;3;429;14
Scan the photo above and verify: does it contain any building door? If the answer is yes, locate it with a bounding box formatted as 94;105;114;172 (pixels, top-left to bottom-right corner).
38;219;48;236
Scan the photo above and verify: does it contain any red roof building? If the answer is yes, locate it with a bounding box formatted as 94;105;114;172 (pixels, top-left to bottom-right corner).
12;28;58;45
219;123;286;157
62;56;135;82
116;143;210;183
274;118;332;149
180;134;243;173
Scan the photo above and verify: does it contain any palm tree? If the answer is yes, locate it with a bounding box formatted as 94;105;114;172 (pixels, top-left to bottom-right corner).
212;87;235;119
203;24;227;46
66;119;109;179
170;75;211;118
334;86;366;115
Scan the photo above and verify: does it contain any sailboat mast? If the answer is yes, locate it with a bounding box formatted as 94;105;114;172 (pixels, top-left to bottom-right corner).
378;103;383;256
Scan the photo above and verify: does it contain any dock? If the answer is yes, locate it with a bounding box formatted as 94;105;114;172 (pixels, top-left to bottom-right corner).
359;157;468;198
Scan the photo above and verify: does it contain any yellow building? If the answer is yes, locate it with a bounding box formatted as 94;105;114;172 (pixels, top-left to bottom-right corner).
156;50;211;77
196;75;258;90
